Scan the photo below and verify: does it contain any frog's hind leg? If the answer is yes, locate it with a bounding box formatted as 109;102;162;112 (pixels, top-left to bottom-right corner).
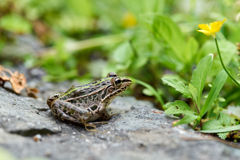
53;107;98;131
51;100;90;121
52;107;81;124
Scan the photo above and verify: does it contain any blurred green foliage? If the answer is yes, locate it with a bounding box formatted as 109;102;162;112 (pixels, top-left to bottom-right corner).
1;0;240;108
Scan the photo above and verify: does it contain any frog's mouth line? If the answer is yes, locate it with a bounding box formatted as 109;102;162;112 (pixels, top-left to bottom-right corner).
102;79;132;102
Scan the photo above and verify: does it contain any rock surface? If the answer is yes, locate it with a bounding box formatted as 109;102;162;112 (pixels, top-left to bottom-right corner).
0;83;240;160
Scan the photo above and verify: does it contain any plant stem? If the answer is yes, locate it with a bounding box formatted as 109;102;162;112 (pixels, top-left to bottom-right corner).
129;40;138;57
214;38;240;87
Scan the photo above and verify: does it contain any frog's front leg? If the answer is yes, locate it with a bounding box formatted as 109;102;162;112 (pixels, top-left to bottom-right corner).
98;104;117;120
51;100;91;124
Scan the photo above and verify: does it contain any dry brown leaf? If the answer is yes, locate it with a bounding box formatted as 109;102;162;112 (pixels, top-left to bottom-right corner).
26;86;39;98
152;110;162;114
0;65;38;97
9;71;27;94
0;72;10;81
0;65;10;82
0;65;11;86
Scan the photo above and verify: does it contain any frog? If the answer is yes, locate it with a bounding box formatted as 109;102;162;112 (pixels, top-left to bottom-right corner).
46;72;132;131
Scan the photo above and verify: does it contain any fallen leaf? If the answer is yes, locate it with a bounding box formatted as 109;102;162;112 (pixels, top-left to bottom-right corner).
152;110;162;114
0;65;38;97
9;71;26;94
0;66;10;82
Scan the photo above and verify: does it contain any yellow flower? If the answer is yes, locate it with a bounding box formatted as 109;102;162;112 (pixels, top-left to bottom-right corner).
197;18;226;38
122;11;137;28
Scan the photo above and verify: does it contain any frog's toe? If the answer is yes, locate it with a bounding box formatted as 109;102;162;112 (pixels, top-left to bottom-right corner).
84;123;97;132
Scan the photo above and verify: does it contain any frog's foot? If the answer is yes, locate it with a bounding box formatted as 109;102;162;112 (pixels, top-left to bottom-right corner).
84;123;97;132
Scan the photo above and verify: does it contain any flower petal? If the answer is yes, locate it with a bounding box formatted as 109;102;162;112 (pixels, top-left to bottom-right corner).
197;30;212;36
210;21;222;32
222;18;227;24
198;24;211;31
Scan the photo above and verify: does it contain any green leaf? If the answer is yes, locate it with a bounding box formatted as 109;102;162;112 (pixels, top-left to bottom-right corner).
112;42;132;63
130;77;164;106
202;119;223;130
185;37;199;63
188;83;198;105
112;42;133;70
173;114;199;126
200;70;228;117
0;14;31;34
219;112;231;126
217;132;229;140
162;78;191;98
200;124;240;133
142;88;154;96
201;112;233;139
165;100;197;115
190;53;213;107
141;14;186;63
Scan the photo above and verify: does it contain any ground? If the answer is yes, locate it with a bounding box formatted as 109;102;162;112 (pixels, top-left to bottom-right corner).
0;76;240;160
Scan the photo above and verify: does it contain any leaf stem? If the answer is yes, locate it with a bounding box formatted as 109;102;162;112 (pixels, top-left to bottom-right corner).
215;38;240;87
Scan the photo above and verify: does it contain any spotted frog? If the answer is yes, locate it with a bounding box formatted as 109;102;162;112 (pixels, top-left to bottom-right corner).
47;72;132;130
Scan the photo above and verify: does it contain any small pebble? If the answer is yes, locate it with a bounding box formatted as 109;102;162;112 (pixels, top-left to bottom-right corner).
45;150;51;157
33;134;42;142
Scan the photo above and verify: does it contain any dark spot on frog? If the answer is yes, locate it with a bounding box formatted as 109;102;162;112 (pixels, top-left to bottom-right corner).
71;100;77;104
92;81;98;85
52;108;57;115
60;97;67;100
70;109;75;114
63;106;67;112
87;108;91;112
90;105;98;111
88;95;92;100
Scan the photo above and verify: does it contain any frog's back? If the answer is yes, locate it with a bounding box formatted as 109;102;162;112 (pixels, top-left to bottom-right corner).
59;77;111;100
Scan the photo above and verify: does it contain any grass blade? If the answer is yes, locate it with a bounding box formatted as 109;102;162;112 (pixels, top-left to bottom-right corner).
199;124;240;133
200;70;228;117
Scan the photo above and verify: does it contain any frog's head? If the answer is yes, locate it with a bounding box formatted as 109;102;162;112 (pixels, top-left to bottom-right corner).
47;93;61;108
101;73;132;105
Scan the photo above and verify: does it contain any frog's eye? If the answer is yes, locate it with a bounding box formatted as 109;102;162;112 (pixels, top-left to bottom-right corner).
107;72;117;77
114;78;122;86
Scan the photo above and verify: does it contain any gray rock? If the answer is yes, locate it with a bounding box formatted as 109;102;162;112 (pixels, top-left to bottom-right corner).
0;88;61;136
0;85;240;160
